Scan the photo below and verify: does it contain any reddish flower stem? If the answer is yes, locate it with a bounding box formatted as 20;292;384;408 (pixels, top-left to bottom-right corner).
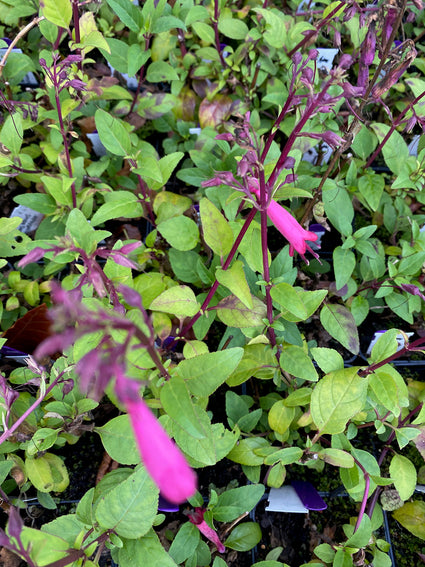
178;207;258;340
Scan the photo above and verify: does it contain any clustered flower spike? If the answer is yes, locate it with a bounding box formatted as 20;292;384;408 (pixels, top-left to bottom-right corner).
114;369;197;505
188;508;225;553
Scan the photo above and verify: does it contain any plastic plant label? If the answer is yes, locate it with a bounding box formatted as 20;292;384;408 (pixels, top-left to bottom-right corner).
366;330;414;356
87;131;107;157
107;62;138;90
10;205;44;234
0;43;38;87
316;48;339;72
303;141;333;165
265;486;308;513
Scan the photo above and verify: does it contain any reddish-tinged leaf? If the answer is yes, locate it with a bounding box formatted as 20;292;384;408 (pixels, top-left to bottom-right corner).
198;95;233;129
2;304;52;355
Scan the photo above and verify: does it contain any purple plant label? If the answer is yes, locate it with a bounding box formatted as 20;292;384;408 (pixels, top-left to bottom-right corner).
10;205;43;234
292;481;327;511
158;494;179;512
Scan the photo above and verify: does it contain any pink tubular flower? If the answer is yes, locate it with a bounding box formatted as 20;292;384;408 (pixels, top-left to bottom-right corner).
188;508;225;553
115;371;197;505
250;186;318;260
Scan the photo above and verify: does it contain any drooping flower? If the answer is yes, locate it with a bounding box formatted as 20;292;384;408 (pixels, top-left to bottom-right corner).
250;185;319;260
115;370;197;505
188;508;225;553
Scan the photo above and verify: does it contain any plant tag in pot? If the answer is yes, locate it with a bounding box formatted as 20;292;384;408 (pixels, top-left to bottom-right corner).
266;486;308;513
10;205;43;234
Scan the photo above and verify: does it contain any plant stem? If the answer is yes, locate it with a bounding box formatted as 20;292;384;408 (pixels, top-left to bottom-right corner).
0;16;45;78
71;0;82;71
178;206;258;340
0;374;62;447
286;1;347;58
266;78;334;192
354;467;370;532
212;0;227;68
364;90;425;169
259;168;276;348
52;63;78;208
129;35;151;115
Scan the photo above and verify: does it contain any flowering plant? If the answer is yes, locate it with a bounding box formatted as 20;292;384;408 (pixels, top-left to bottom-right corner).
1;1;425;566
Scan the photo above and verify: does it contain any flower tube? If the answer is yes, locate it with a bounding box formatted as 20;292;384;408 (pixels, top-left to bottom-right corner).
115;370;197;504
250;186;319;260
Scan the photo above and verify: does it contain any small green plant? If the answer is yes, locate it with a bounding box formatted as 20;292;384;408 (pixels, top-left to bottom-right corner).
1;0;425;566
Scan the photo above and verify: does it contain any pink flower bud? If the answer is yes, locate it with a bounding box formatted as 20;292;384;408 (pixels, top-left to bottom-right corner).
188;508;225;553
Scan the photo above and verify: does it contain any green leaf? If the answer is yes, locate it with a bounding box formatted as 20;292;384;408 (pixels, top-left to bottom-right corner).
369;371;401;416
264;447;303;466
25;453;69;493
128;44;150;77
322;180;354;237
118;530;178;567
0;112;23;155
350;295;369;326
41;0;72;28
179;348;244;397
344;514;372;548
323;0;346;19
310;367;367;434
200;198;234;258
218;17;249;39
0;461;13;484
351;124;378;160
150;285;200;318
318;448;354;468
371;123;410;175
157;216;199;251
224;522;262;551
268;401;295;435
13;193;57;215
275;288;327;323
168;523;200;564
105;0;141;32
96;415;140;465
280;346;318;382
369;329;400;362
320;303;360;354
216;295;266;328
358;173;385;210
160;375;210;439
20;528;70;566
271;283;307;319
146;61;179;82
227;437;269;466
393;501;425;540
216;261;253;309
214;485;265;522
333;247;356;291
390;454;416;501
311;347;344;373
95;109;131;156
174;421;238;467
314;543;335;563
95;465;158;538
91;191;144;226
